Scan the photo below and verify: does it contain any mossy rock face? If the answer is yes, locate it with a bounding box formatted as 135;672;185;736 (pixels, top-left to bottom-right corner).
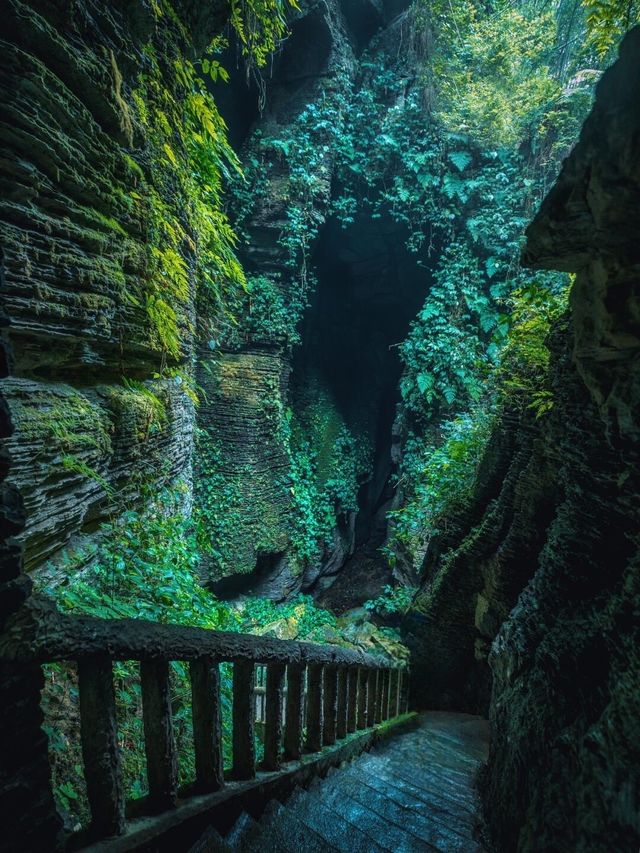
1;0;232;576
192;0;377;595
195;347;292;584
2;0;234;378
4;376;193;574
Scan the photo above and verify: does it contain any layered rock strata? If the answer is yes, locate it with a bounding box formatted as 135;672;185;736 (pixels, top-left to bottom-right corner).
0;0;224;577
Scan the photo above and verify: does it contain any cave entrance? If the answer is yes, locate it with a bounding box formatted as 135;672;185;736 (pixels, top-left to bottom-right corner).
293;209;428;609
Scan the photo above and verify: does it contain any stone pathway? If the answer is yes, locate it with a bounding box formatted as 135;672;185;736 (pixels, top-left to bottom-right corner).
194;712;489;852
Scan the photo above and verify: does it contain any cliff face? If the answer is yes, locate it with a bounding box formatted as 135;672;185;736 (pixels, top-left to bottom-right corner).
404;29;640;852
195;0;357;595
195;0;418;599
0;0;234;580
1;0;415;599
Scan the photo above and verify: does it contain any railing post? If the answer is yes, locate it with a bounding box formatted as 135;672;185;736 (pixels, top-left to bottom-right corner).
323;666;338;746
284;663;305;761
388;668;399;718
140;660;178;812
399;668;410;713
78;657;125;837
367;669;377;726
346;667;358;733
262;663;286;771
356;667;368;730
381;669;391;720
375;668;385;724
395;667;402;716
190;661;224;792
336;667;348;739
305;663;324;752
231;660;256;780
404;669;411;713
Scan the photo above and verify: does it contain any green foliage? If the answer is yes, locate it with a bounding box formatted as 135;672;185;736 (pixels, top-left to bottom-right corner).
495;280;570;416
194;425;288;576
17;390;111;457
363;585;418;618
129;33;245;359
322;0;600;570
431;1;561;146
50;484;233;628
385;407;495;567
115;0;300;360
61;456;114;499
282;391;372;571
121;378;168;433
582;0;640;57
227;75;352;340
229;0;298;69
226;273;307;347
238;594;338;640
399;242;491;418
323;0;594;430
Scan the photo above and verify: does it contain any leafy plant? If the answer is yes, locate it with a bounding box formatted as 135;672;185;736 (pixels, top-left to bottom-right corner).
385;407;495;570
495;280;570;415
364;585;418;618
582;0;640;57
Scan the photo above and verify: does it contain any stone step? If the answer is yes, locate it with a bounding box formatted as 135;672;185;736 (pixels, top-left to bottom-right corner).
223;811;263;850
239;799;339;853
378;737;484;773
188;825;232;852
314;768;478;852
192;712;490;853
285;785;388;853
339;764;480;849
368;751;481;807
306;776;438;852
355;754;478;824
359;753;480;812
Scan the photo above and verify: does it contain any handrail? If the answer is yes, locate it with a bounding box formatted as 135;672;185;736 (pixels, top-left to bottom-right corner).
0;596;409;847
0;596;387;668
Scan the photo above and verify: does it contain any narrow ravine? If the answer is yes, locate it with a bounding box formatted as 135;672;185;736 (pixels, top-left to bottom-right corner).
1;1;639;851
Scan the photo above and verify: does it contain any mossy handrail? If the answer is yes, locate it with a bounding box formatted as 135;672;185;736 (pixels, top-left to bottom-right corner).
0;596;409;847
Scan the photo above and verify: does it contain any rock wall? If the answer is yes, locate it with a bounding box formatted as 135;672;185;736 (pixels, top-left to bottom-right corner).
0;290;63;851
404;29;640;852
196;0;414;597
0;0;229;580
1;0;413;603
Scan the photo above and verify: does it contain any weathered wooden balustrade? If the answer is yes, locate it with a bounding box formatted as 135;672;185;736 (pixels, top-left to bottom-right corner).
0;598;409;849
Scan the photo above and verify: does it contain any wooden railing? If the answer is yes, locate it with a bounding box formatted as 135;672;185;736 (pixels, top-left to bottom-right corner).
0;597;409;846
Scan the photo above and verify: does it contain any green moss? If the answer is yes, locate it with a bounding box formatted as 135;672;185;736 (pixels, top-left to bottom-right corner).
81;207;129;238
194;430;289;577
14;388;111;458
61;456;114;498
282;383;372;572
103;380;169;442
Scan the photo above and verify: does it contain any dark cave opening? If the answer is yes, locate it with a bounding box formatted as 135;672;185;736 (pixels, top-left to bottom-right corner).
294;210;429;608
208;550;289;600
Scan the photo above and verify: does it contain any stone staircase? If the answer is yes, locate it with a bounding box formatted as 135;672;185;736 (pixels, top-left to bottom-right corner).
192;712;489;852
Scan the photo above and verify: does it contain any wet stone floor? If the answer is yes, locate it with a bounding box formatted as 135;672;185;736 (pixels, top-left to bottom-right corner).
195;712;490;852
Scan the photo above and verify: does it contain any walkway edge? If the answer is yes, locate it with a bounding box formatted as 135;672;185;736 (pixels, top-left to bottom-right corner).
77;713;420;852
